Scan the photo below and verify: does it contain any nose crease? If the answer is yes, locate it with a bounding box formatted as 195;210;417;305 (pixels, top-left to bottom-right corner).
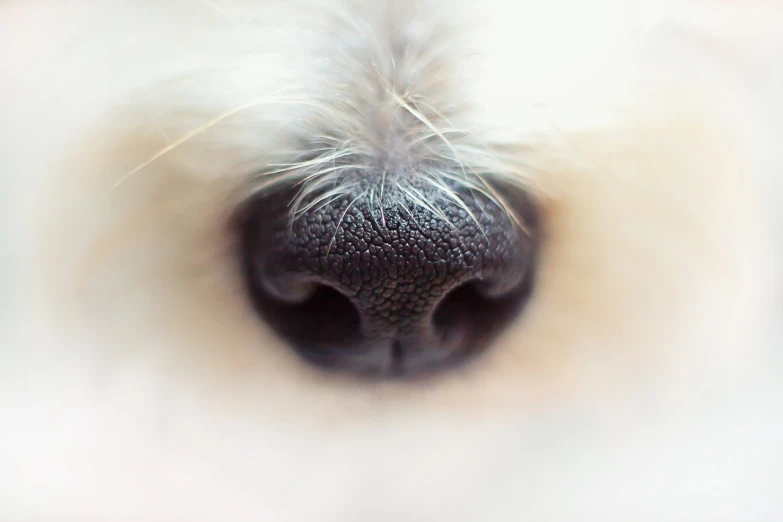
239;179;539;377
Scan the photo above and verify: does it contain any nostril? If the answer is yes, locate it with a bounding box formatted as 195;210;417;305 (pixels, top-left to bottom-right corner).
433;278;535;356
247;282;364;365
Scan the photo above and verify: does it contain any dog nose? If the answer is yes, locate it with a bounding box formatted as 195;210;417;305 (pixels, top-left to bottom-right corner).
238;180;539;377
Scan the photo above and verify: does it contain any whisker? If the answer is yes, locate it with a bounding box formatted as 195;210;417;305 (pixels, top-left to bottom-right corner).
395;195;425;234
396;183;456;231
420;171;486;238
111;94;305;191
325;190;368;258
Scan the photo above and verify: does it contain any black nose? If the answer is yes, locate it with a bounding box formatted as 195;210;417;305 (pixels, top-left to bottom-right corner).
237;179;539;377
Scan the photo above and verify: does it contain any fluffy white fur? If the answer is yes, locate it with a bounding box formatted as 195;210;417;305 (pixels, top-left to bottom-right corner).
1;1;782;520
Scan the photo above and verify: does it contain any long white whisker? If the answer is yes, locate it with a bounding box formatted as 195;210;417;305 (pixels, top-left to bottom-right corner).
294;189;348;219
388;89;468;181
265;148;360;175
112;94;299;190
325;190;367;258
379;168;388;228
420;172;486;238
395;196;424;234
397;183;456;231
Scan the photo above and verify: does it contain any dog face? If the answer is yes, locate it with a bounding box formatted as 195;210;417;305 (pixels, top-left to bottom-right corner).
1;1;781;520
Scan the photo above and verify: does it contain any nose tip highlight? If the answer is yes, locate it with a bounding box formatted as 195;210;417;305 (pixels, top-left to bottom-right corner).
239;181;538;377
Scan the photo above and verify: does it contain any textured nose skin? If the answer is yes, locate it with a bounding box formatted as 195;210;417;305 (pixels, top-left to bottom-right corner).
239;180;539;377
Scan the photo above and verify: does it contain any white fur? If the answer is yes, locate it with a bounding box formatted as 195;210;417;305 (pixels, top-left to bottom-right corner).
1;1;782;520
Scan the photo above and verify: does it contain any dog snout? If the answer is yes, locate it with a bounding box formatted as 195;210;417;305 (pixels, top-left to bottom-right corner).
238;175;539;378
